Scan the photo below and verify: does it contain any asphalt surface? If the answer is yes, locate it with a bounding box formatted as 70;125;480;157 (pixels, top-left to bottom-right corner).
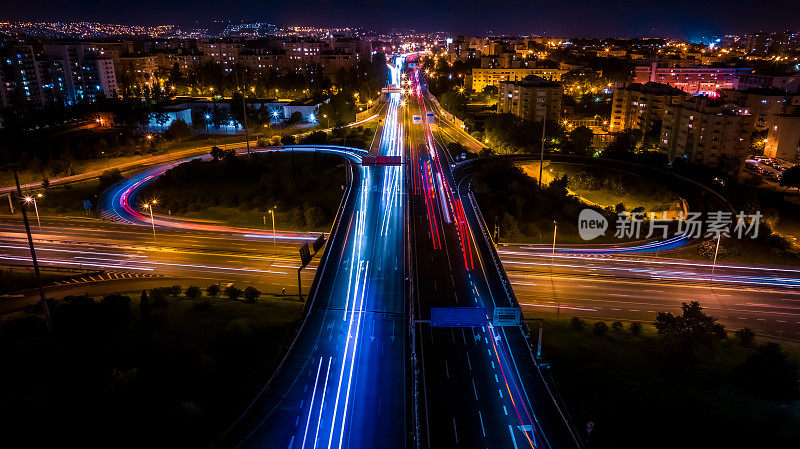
408;69;583;449
215;57;407;449
500;246;800;341
0;216;318;313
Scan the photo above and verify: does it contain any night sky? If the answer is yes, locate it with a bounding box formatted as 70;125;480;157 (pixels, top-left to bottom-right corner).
4;0;799;38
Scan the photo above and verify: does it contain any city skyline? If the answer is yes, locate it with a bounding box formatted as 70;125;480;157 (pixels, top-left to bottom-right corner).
2;0;800;38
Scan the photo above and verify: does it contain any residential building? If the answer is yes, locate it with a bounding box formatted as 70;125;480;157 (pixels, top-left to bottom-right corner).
764;114;800;161
720;88;794;132
470;67;565;92
610;82;685;136
116;55;158;85
497;75;562;123
634;62;752;94
660;97;752;175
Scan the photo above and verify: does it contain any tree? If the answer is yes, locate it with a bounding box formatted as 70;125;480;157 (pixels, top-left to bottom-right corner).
604;129;642;159
206;284;221;299
629;321;642;336
734;327;756;346
210;146;225;161
564;126;594;156
243;286;261;303
593;321;609;336
169;285;182;297
225;285;243;301
611;321;624;332
287;111;303;125
164;119;191;141
654;301;726;362
152;112;170;132
779;165;800;191
281;134;296;145
185;285;201;299
139;290;150;326
571;317;586;330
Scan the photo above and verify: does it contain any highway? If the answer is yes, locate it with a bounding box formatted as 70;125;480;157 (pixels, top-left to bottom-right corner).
407;67;583;448
499;246;800;341
215;56;408;449
0;215;320;312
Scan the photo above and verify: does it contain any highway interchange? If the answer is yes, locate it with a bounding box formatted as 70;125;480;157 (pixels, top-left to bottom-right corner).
2;54;800;449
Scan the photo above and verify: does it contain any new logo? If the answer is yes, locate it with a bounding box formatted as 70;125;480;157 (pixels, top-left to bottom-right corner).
578;209;608;240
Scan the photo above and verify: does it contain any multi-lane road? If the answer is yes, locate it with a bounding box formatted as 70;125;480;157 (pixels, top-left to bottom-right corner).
216;56;408;449
4;53;800;449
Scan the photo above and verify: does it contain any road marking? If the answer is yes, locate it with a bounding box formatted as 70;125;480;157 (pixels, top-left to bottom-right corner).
478;410;486;438
452;418;459;444
508;425;519;449
472;378;479;401
503;405;508;416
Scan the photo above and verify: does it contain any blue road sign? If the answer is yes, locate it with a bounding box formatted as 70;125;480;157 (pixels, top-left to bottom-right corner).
431;307;488;327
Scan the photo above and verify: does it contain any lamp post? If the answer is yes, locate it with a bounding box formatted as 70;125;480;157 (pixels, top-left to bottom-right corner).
143;200;157;242
552;220;558;255
323;114;329;128
24;193;42;230
268;208;276;246
101;151;109;170
13;169;51;330
538;111;547;189
711;234;722;276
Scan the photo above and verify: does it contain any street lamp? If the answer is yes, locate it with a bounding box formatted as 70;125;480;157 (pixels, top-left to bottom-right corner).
142;200;158;242
323;113;330;128
24;194;42;230
101;151;109;170
267;208;276;245
552;220;558;255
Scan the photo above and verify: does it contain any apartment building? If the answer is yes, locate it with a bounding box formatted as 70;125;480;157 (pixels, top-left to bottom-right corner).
116;55;158;84
2;43;117;107
610;82;685;136
764;114;800;161
497;75;562;123
660;98;752;175
634;62;752;94
470;67;565;92
720;88;795;132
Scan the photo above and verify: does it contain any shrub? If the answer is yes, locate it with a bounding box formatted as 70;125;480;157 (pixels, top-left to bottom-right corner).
629;321;642;336
243;287;261;303
169;285;182;297
611;321;624;333
281;134;296;145
570;317;586;330
225;286;243;301
206;284;221;299
593;321;609;336
735;327;756;346
185;286;201;299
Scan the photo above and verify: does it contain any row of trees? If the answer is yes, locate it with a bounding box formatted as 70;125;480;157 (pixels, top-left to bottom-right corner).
568;301;798;402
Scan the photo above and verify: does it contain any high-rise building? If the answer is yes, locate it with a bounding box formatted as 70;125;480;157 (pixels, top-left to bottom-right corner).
660;97;752;175
610;82;685;136
720;88;795;132
497;75;562;123
764;114;800;161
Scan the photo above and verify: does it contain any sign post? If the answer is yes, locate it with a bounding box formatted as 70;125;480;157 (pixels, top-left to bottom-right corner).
298;242;312;301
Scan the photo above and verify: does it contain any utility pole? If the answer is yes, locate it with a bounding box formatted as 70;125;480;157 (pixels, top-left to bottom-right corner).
13;169;52;331
538;110;547;189
234;70;251;157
